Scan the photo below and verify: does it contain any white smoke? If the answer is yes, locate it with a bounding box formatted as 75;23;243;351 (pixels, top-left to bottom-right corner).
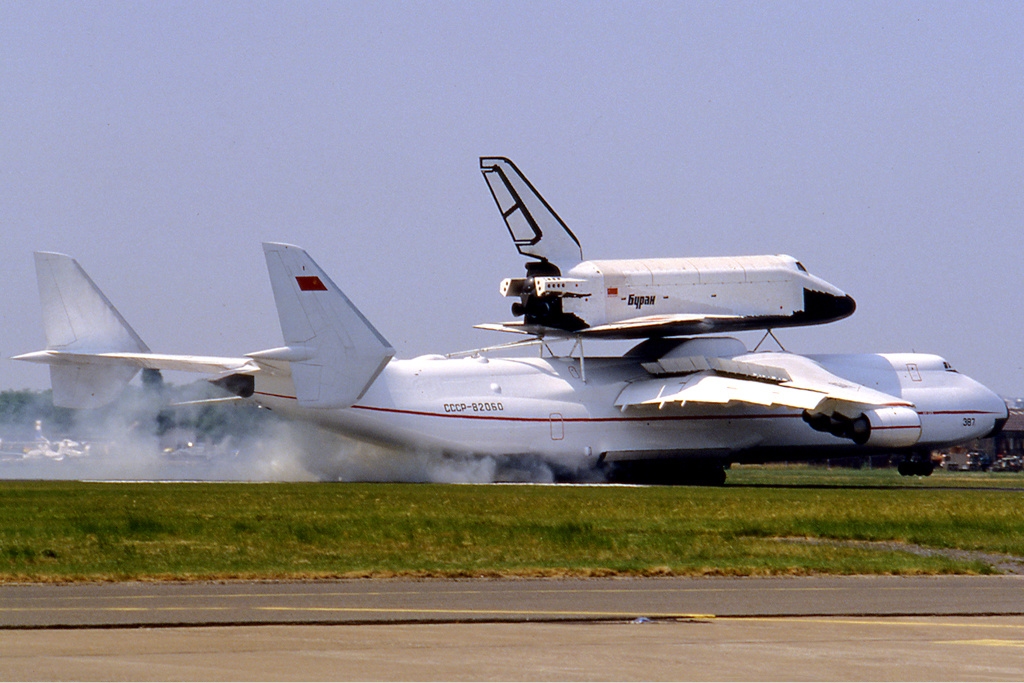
271;423;560;484
0;385;570;483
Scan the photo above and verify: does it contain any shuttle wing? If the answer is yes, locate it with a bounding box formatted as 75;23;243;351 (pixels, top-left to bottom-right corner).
476;313;748;339
581;314;747;338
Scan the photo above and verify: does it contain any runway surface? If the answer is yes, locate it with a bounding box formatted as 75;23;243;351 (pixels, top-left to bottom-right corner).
3;575;1024;627
3;576;1024;680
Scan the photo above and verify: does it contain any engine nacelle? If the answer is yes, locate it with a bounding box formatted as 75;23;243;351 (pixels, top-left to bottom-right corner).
803;406;921;448
500;276;590;298
859;406;922;447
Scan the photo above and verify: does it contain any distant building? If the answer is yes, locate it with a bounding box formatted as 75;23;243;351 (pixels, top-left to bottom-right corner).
991;409;1024;458
947;408;1024;471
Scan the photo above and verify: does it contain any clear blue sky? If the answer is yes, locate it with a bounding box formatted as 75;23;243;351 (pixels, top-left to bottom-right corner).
2;2;1022;396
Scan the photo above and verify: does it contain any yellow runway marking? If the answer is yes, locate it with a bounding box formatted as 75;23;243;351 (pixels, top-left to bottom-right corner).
0;604;714;619
0;606;232;613
0;587;735;601
937;639;1024;648
257;606;715;619
6;584;944;603
718;616;1024;630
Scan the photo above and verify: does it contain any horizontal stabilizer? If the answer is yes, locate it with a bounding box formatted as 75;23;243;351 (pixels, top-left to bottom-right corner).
15;350;258;375
263;243;395;409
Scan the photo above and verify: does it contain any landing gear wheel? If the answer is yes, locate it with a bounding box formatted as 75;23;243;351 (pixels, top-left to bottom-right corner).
607;461;727;486
686;465;727;487
897;458;935;477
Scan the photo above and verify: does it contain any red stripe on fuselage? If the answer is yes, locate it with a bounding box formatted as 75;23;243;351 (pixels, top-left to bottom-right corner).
253;393;804;423
252;392;1001;424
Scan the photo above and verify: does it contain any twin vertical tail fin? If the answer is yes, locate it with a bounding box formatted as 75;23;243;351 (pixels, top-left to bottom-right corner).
16;246;394;412
23;252;149;408
259;243;395;409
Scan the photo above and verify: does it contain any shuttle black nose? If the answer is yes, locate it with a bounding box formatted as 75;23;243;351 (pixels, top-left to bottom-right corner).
803;289;856;323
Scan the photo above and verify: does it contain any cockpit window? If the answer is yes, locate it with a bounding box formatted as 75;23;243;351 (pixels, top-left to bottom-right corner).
794;261;808;273
943;361;958;373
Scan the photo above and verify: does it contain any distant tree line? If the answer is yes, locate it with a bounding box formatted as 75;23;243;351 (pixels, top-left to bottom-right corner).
0;390;75;439
0;380;278;444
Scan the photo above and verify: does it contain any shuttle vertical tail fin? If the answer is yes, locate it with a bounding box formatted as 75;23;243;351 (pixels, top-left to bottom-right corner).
30;252;149;408
480;157;583;271
261;243;395;409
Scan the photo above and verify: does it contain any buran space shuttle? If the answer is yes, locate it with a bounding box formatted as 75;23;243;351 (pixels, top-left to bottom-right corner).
477;157;855;339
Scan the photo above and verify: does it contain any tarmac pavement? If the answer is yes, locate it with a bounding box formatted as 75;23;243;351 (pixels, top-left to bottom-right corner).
2;576;1023;680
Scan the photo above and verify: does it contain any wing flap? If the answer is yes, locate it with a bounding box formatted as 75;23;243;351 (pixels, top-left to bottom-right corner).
616;373;827;411
642;355;792;382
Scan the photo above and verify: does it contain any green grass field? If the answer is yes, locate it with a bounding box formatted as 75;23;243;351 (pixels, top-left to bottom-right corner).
2;466;1023;582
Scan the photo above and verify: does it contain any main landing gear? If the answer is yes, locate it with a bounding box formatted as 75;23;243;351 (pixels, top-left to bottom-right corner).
897;453;935;477
607;459;728;486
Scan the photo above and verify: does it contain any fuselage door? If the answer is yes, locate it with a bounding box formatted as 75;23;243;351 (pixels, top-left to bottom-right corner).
550;413;564;440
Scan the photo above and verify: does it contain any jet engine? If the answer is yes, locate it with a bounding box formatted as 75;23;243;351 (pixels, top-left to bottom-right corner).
803;406;921;448
500;262;589;331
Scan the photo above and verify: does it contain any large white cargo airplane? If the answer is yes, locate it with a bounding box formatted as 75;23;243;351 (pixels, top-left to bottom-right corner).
478;157;856;339
14;247;1006;483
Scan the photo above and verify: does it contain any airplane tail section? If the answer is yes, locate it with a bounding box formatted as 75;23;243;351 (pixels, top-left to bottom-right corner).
260;243;395;409
480;157;583;270
27;252;149;408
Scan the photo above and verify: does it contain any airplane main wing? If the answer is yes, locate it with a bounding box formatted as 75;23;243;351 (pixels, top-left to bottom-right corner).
614;352;929;454
617;372;828;411
615;352;922;448
616;354;912;413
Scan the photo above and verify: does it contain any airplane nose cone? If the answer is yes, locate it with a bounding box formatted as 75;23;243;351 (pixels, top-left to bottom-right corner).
803;289;857;323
